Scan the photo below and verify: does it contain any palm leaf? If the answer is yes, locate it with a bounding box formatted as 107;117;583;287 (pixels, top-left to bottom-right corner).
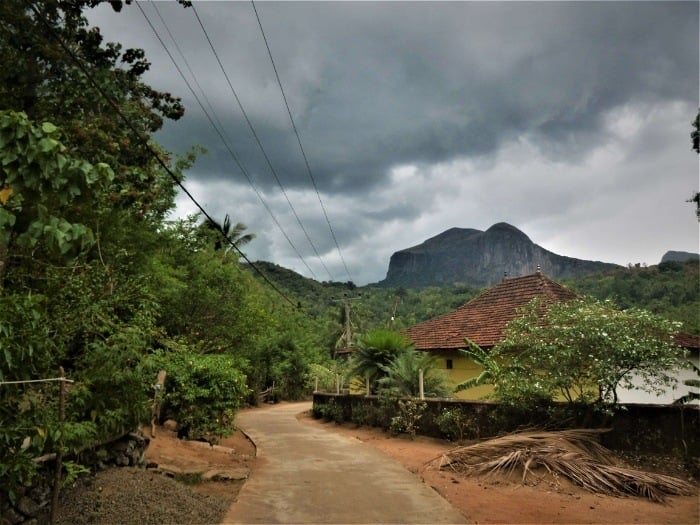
434;429;694;503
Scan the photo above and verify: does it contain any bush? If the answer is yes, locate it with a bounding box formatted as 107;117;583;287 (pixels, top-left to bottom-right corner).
150;350;247;440
388;399;427;438
434;408;478;441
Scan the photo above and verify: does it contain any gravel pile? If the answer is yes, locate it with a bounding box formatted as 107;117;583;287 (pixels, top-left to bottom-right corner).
56;467;229;525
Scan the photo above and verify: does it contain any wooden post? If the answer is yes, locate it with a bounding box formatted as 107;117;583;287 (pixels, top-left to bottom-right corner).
314;376;319;393
151;370;167;438
418;368;424;400
50;367;66;525
365;375;370;396
335;374;340;394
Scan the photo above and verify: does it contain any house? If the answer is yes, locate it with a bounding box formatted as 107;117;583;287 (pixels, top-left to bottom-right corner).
402;270;699;401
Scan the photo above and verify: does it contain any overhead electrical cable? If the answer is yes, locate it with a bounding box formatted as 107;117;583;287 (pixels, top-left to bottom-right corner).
250;0;354;284
23;0;298;308
189;3;336;282
137;0;318;280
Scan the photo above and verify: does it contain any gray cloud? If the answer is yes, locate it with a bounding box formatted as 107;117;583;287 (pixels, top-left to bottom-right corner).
88;1;699;285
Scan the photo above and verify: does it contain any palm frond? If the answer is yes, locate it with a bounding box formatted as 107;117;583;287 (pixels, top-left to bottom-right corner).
434;429;694;503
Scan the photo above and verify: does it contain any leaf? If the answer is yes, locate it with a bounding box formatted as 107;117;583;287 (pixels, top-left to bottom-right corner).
41;122;57;134
38;137;57;153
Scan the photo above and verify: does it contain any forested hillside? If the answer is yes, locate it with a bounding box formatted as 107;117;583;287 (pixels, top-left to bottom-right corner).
563;261;699;335
255;260;699;339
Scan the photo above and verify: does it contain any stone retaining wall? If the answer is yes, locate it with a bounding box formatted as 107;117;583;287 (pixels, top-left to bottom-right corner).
312;393;700;456
1;432;149;525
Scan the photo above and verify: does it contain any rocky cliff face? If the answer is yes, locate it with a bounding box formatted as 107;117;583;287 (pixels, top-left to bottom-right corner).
661;250;699;263
377;223;619;288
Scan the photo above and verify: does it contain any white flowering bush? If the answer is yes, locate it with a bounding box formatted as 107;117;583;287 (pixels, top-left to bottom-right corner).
491;297;684;406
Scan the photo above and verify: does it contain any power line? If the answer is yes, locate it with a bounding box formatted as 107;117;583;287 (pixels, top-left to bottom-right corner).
250;0;354;284
139;0;319;281
23;0;298;308
189;2;336;282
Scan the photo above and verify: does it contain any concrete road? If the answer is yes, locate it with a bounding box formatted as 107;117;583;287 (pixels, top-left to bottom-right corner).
222;402;467;524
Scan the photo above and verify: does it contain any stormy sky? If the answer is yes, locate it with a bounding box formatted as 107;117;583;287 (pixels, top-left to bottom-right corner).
88;1;699;285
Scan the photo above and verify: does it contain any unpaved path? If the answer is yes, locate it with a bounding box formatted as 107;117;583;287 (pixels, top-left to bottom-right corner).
223;402;467;524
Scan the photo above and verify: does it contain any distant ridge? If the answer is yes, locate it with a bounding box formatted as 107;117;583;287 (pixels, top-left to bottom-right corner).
375;223;620;288
661;251;699;263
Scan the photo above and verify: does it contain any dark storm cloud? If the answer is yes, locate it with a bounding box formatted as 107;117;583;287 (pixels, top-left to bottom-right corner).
144;1;697;193
88;1;699;284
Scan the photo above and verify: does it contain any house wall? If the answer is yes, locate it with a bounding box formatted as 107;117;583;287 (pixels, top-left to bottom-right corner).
431;349;493;400
434;349;699;405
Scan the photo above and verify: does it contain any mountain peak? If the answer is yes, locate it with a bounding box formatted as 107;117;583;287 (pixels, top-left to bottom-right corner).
377;223;619;288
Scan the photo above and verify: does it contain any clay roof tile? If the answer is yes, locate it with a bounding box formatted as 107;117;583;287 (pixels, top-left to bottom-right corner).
402;272;578;350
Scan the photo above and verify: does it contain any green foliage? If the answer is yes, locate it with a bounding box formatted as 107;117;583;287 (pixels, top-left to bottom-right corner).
312;397;345;423
492;297;684;406
388;399;427;438
307;361;349;392
0;110;114;256
673;360;700;405
564;262;699;335
454;339;502;394
377;349;451;398
348;329;414;392
150;349;248;440
434;408;479;441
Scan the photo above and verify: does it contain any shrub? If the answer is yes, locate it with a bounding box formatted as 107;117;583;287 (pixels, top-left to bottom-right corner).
389;399;427;438
149;350;247;440
434;408;477;441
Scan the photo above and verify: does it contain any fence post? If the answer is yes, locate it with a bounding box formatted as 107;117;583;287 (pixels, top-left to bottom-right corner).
418;368;424;400
49;367;66;525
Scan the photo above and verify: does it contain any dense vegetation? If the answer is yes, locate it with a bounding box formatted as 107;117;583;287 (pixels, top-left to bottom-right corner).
0;0;329;499
562;261;699;335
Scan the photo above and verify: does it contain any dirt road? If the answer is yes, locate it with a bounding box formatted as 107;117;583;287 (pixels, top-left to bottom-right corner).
222;402;467;524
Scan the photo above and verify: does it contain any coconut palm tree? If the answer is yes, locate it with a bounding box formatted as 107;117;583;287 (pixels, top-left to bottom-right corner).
201;213;255;252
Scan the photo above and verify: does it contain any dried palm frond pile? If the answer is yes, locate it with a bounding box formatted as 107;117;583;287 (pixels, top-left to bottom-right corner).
436;429;694;503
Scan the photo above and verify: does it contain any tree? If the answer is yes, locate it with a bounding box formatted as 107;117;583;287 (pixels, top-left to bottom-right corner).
0;0;194;225
689;109;699;220
200;213;255;252
491;297;684;405
377;349;451;398
348;329;413;393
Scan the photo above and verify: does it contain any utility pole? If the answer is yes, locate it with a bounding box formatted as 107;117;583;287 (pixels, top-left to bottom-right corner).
331;293;362;355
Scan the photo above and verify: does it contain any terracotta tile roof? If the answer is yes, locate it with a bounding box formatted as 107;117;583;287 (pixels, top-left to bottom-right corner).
675;332;700;350
403;272;579;350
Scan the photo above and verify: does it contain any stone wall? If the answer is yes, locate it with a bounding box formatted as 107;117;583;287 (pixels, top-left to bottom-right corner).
312;393;700;456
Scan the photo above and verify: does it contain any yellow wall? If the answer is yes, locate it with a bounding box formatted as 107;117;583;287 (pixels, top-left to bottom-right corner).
343;349;494;399
431;349;494;400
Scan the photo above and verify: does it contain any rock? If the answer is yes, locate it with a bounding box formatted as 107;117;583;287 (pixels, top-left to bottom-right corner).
16;497;41;518
28;486;50;508
201;468;249;481
163;420;178;432
377;223;620;288
1;506;24;524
